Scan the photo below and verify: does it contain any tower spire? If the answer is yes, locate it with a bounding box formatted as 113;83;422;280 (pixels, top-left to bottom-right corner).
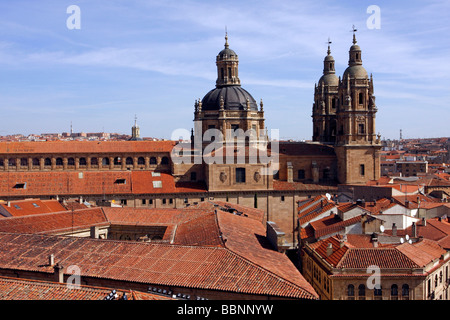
224;26;229;49
327;37;332;55
351;25;357;44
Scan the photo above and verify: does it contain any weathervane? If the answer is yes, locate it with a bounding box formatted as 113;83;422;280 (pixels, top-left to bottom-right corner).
351;25;357;44
326;37;332;55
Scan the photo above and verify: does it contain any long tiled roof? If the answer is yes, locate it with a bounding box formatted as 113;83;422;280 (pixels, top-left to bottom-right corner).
0;276;169;300
0;208;109;234
308;235;447;270
0;232;317;299
0;140;176;154
0;171;207;197
0;199;67;217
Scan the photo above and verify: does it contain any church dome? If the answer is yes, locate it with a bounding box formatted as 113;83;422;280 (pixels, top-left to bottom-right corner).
201;86;258;111
343;65;368;79
318;73;339;86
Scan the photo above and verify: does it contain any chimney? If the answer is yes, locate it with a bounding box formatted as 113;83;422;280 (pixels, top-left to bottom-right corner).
339;235;347;248
371;234;379;248
287;162;293;183
392;223;397;236
48;254;55;267
266;221;287;253
53;263;64;283
90;226;99;239
6;201;10;207
326;243;333;257
412;222;417;238
422;217;426;227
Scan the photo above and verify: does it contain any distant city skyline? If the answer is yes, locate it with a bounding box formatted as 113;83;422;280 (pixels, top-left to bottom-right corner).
0;0;449;140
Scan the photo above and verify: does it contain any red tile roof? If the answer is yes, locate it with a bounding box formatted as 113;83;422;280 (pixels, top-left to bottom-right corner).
0;199;67;217
0;232;317;299
0;171;207;197
0;140;176;154
0;201;318;299
308;235;448;270
0;276;169;300
0;208;109;234
274;180;338;192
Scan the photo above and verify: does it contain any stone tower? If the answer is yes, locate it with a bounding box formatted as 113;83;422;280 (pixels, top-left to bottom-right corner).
193;33;266;147
312;39;339;145
333;31;381;184
129;115;142;141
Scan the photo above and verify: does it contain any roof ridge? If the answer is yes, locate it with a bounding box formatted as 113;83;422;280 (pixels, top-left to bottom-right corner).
222;246;318;299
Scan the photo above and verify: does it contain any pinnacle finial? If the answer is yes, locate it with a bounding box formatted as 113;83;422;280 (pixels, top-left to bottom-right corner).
327;37;332;55
351;25;357;44
224;26;229;49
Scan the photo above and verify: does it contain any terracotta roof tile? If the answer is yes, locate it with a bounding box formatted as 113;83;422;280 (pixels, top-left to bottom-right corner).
0;208;108;234
0;199;67;217
0;276;170;300
0;171;207;197
0;140;176;154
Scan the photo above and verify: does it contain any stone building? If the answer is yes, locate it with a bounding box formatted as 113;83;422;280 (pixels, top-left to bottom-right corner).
0;32;382;249
301;233;450;300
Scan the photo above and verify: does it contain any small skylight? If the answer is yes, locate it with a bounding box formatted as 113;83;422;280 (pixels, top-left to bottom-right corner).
13;205;21;210
151;172;161;177
32;203;40;208
152;181;162;188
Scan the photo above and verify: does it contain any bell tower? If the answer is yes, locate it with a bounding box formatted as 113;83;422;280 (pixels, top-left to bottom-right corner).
312;39;339;144
215;32;241;87
334;28;381;184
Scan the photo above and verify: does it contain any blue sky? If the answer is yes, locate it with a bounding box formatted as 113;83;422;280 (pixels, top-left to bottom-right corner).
0;0;449;140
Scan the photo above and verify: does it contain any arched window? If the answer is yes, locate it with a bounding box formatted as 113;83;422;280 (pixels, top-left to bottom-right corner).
90;157;98;166
161;157;169;165
374;285;382;300
138;157;145;165
114;157;121;165
358;92;363;105
402;284;409;300
56;158;63;166
102;157;110;166
150;157;157;165
391;284;398;300
44;158;51;166
8;158;16;167
126;157;133;165
347;284;355;300
68;158;75;166
32;158;40;166
358;284;366;300
20;158;28;166
0;158;3;166
79;157;87;166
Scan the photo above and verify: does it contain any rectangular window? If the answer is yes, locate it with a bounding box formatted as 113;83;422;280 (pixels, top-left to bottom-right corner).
281;195;285;202
142;199;146;205
360;164;365;176
298;170;305;180
236;168;246;183
162;199;166;205
149;199;153;205
359;123;365;134
169;198;173;204
120;199;127;205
